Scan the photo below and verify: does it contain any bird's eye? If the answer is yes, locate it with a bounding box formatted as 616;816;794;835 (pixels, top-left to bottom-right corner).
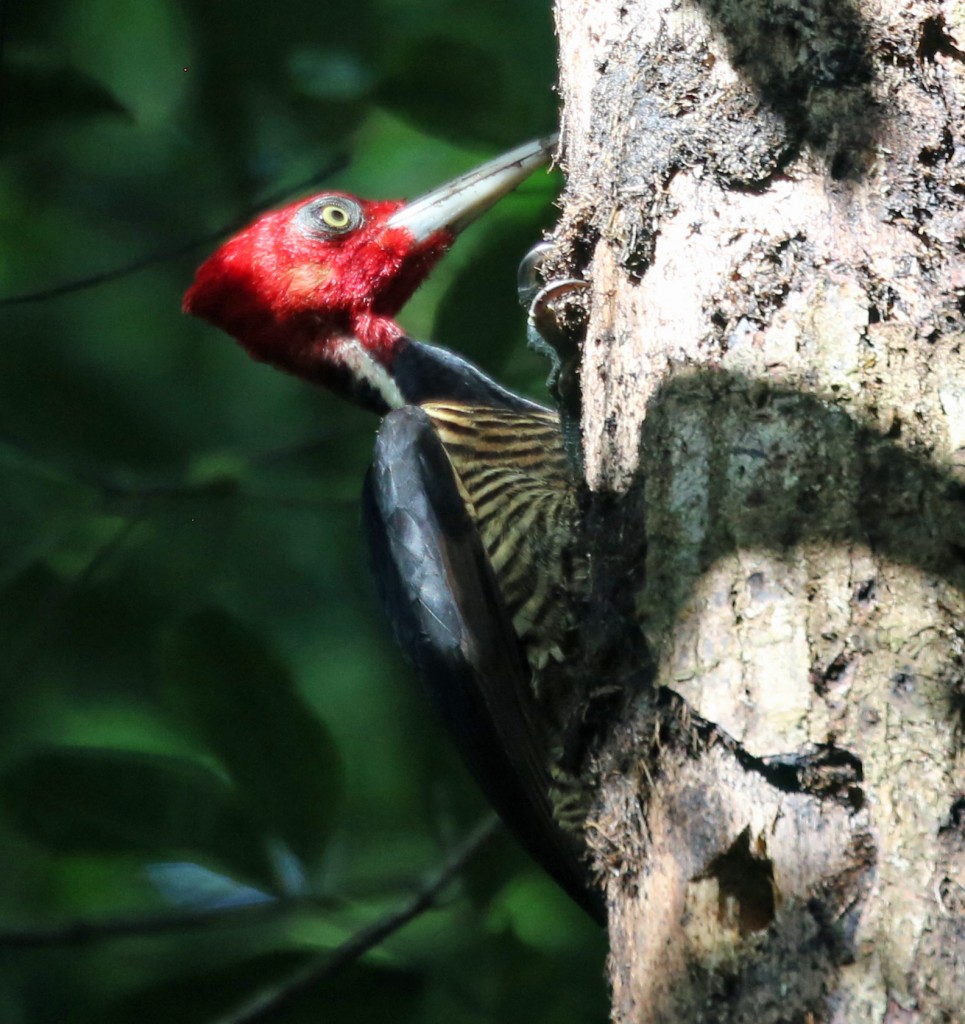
296;196;364;238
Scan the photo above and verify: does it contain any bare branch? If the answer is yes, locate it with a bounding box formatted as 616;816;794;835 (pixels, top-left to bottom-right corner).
0;813;498;1001
0;893;339;949
211;815;500;1024
0;155;349;308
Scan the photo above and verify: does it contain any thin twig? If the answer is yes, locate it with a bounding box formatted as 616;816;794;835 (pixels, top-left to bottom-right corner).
0;155;349;307
0;815;498;966
212;815;500;1024
0;893;339;949
0;422;357;510
3;514;144;684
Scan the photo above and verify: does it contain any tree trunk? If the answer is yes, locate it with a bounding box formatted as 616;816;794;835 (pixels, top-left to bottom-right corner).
550;0;965;1020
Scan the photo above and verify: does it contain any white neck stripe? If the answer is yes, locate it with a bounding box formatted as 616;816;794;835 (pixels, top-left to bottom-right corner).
331;336;405;410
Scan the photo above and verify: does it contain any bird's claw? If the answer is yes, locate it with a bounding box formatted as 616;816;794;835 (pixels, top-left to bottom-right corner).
517;242;588;388
518;243;588;468
528;279;589;371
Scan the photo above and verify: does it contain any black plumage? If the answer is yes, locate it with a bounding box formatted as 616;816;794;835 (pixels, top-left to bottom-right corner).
361;342;600;922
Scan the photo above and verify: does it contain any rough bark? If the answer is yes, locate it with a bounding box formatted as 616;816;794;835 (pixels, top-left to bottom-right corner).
549;0;965;1020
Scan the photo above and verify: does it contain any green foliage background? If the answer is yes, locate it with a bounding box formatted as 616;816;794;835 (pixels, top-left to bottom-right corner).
0;0;607;1020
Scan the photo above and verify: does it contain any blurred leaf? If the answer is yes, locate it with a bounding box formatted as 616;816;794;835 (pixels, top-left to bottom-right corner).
182;0;379;196
307;962;425;1023
0;747;276;890
99;954;424;1024
287;48;376;102
98;950;311;1024
373;0;557;146
0;444;99;589
377;37;503;143
160;610;343;870
146;861;273;909
487;871;596;954
2;49;129;149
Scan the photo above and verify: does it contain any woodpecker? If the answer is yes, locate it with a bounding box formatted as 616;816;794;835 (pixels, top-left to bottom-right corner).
184;139;601;921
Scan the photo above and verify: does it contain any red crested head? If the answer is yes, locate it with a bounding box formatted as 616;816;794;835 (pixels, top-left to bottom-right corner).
183;192;452;386
184;136;557;410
